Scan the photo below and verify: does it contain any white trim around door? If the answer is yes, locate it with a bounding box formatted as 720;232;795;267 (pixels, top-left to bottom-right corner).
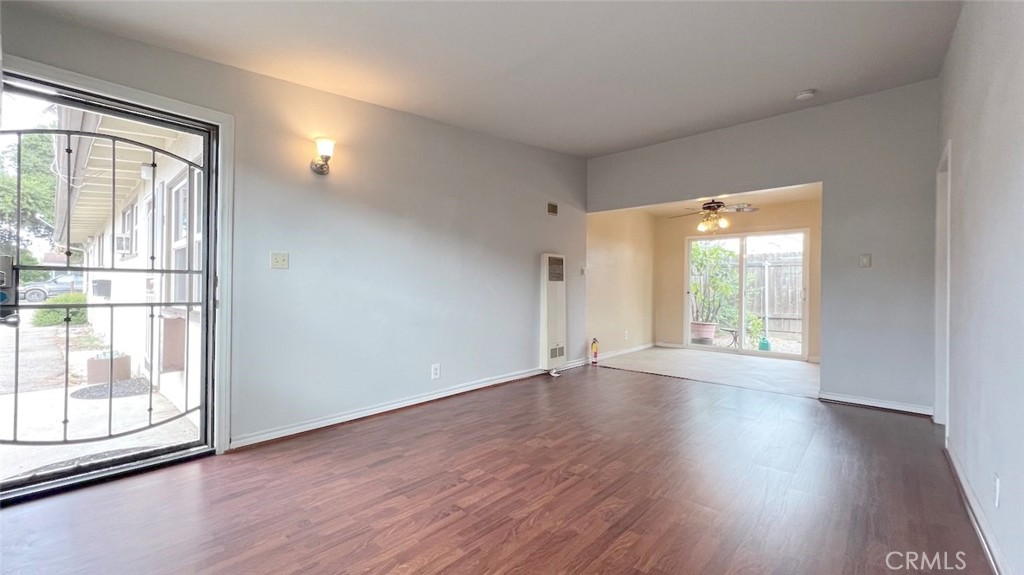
934;140;952;430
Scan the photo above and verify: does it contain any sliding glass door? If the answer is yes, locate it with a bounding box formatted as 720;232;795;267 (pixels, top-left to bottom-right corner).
688;238;741;349
687;231;807;358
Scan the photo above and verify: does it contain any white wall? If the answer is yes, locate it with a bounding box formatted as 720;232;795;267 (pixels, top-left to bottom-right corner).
1;6;588;445
585;210;655;356
589;80;939;412
940;3;1024;573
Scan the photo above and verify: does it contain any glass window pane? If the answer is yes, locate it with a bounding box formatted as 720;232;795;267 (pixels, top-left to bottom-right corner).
743;233;805;355
689;238;741;349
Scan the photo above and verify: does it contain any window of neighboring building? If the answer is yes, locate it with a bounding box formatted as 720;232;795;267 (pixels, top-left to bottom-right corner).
120;201;138;257
173;248;187;302
194;170;204;235
168;175;191;302
173;183;188;242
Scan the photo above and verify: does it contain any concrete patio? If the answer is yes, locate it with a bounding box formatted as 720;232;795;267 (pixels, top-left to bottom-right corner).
1;310;198;483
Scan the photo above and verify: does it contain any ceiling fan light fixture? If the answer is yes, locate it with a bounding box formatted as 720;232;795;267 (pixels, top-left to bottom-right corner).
671;197;758;230
698;212;723;233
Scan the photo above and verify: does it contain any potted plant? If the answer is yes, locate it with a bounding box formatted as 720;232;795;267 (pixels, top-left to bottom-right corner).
87;350;132;384
689;242;740;343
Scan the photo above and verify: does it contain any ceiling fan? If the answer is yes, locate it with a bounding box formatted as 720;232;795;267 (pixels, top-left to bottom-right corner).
669;199;759;232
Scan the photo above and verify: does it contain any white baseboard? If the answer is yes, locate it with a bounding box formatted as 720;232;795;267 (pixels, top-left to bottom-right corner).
229;366;545;449
818;391;933;416
947;446;1010;575
654;341;686;349
807;355;821;364
599;342;654;361
557;358;588;371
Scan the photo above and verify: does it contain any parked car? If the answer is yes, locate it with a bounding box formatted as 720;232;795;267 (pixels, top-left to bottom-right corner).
18;273;85;302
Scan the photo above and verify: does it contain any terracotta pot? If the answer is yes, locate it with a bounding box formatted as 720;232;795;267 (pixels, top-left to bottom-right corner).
690;321;718;342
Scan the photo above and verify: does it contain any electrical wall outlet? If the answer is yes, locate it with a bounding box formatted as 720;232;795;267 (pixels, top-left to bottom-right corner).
270;252;290;269
431;363;441;380
859;254;872;268
624;330;629;340
994;475;1001;508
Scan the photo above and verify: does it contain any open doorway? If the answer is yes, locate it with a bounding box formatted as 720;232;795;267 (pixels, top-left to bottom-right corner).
0;74;219;499
585;182;821;398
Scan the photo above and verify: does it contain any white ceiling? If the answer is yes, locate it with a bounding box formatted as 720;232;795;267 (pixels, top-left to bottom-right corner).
19;2;962;157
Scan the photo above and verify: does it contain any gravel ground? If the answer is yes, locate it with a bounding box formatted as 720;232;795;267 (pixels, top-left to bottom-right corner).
69;377;152;400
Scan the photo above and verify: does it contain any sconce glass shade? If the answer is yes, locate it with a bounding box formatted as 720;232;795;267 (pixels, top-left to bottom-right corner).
311;138;335;175
315;138;335;158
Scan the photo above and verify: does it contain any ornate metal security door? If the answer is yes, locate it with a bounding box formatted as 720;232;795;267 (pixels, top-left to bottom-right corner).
1;75;217;498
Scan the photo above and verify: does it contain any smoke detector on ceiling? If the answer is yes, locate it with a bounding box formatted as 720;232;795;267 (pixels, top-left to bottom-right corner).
796;89;817;101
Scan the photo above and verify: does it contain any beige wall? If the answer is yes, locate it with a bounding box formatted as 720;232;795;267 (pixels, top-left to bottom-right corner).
585;210;655;355
654;194;822;360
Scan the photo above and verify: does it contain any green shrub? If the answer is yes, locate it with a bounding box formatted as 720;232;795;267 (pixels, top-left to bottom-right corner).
32;293;88;327
745;314;765;348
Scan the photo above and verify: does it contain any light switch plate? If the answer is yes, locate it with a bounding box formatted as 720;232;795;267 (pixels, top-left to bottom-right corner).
270;252;290;269
859;254;872;268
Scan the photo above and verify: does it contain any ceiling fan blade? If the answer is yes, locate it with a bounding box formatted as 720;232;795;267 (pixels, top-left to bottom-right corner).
668;211;704;219
719;203;759;213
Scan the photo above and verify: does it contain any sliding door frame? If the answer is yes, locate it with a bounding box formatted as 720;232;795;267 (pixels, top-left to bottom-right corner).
683;228;810;361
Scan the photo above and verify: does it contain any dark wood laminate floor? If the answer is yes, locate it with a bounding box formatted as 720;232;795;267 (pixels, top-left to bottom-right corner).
1;366;991;574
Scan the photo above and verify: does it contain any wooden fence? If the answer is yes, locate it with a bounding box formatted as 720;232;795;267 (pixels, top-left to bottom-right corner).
744;260;802;334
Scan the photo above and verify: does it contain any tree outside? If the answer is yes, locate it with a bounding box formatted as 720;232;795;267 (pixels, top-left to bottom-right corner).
689;240;766;347
1;102;58;267
1;134;57;248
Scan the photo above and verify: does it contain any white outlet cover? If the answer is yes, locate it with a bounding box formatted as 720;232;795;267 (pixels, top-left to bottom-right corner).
270;252;290;269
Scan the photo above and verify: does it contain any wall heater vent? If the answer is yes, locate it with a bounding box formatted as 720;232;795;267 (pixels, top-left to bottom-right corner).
540;253;567;371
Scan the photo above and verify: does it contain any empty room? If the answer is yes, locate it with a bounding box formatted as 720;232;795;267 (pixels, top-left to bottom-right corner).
0;2;1021;574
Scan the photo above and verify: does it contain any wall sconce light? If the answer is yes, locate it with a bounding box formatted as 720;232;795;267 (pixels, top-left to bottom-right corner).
310;138;335;175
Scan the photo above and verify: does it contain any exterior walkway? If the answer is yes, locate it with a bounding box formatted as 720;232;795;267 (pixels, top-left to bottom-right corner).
0;310;197;483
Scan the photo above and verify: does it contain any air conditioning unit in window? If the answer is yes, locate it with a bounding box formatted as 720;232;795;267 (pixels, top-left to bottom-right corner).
114;234;132;254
